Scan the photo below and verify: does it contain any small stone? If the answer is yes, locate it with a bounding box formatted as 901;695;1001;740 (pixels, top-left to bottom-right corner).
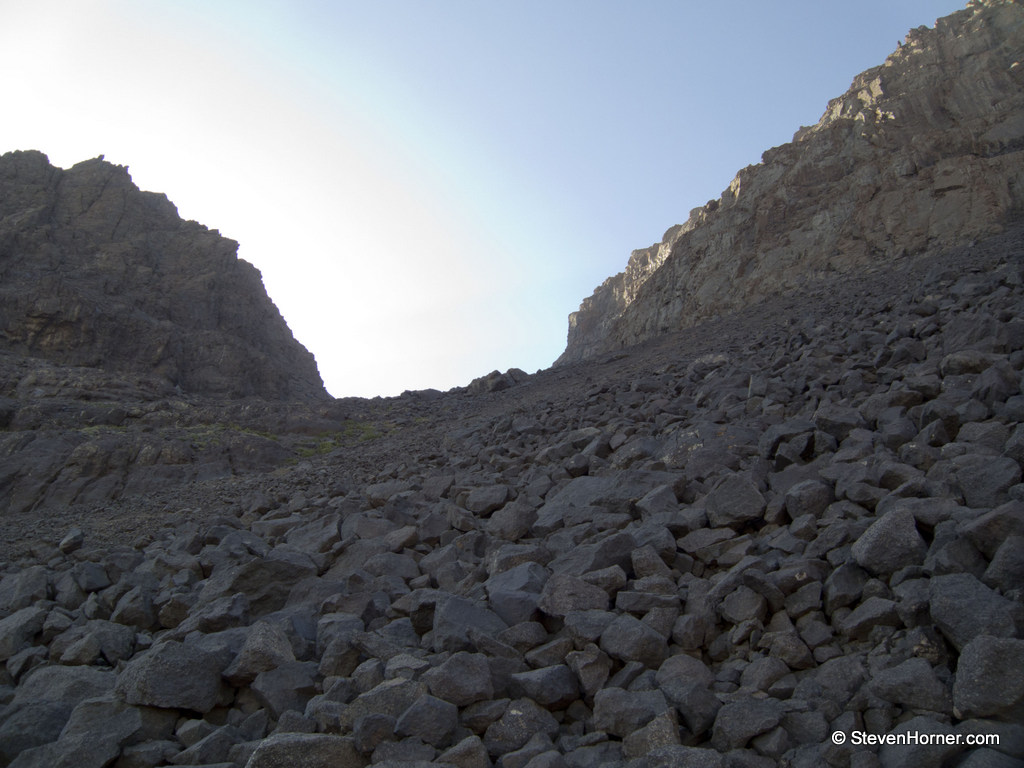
58;528;85;554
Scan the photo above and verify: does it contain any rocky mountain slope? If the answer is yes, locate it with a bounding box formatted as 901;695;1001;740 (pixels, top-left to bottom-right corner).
0;150;326;401
558;0;1024;365
1;226;1023;767
1;2;1024;767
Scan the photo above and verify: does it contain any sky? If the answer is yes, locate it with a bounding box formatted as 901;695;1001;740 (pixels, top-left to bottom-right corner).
0;0;968;398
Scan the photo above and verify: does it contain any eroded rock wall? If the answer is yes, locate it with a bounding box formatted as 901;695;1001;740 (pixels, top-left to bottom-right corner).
0;151;327;400
559;0;1024;364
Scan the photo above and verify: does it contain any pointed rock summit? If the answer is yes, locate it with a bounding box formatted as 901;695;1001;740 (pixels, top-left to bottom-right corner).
0;150;326;400
559;0;1024;364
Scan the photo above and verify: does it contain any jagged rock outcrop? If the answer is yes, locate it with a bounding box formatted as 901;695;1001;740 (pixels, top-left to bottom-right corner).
0;150;326;400
559;0;1024;364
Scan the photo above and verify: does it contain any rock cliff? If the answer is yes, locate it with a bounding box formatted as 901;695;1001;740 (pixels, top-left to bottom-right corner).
558;0;1024;364
0;150;326;400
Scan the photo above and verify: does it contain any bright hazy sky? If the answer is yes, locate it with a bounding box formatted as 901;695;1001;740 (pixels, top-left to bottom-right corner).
1;0;967;398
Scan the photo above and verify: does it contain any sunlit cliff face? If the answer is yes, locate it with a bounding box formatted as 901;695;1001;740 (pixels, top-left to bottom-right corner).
0;0;969;397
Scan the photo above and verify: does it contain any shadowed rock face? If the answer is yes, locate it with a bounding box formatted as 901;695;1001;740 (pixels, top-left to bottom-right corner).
0;150;326;400
559;0;1024;365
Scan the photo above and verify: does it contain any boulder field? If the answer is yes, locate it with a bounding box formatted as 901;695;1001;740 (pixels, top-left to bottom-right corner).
0;228;1022;766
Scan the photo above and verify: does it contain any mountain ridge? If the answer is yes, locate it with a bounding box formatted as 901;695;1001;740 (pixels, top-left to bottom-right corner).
0;150;327;401
558;0;1024;365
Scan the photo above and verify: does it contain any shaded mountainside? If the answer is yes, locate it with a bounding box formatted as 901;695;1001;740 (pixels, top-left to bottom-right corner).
0;150;326;401
559;0;1024;365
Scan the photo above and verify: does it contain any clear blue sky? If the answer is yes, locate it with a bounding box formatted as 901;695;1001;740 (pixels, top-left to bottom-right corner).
1;0;967;397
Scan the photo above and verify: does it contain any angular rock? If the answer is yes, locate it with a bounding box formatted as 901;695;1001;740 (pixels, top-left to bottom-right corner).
244;733;366;767
465;485;510;515
982;535;1024;593
225;620;298;685
251;660;318;719
432;595;508;653
839;597;901;641
962;502;1024;558
437;734;492;768
509;665;579;709
538;574;609;617
395;694;458;747
422;651;494;707
953;635;1024;720
599;613;669;668
814;403;867;442
565;643;612;701
622;711;682;760
592;687;671;739
0;606;47;662
869;657;952;713
947;454;1022;509
485;562;548;626
0;701;73;764
483;698;559;756
9;665;116;733
851;506;927;576
705;474;766;529
710;698;784;752
115;640;224;713
928;573;1020;651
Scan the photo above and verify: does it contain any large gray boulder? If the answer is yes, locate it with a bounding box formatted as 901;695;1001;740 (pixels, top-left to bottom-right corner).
115;640;225;713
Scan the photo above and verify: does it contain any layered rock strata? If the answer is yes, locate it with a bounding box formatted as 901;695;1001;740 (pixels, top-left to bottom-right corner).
0;150;326;400
559;0;1024;364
